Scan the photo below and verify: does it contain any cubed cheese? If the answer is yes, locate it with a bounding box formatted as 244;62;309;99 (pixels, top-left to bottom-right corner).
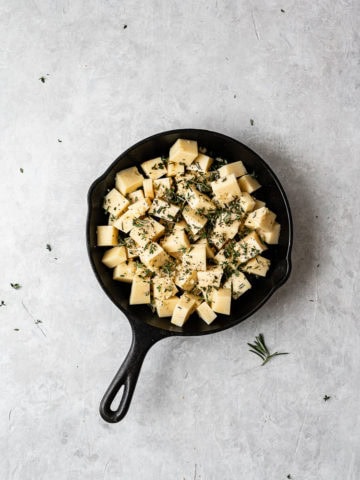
195;238;215;259
149;198;180;221
161;229;190;257
182;244;207;272
129;274;151;304
125;238;142;258
227;271;252;299
187;153;213;173
143;178;155;199
218;161;247;178
196;302;217;325
241;255;271;277
155;297;179;317
115;166;144;195
252;198;266;210
238;231;267;263
129;217;165;246
103;188;129;218
153;177;173;198
244;207;276;231
113;210;139;233
128;197;152;216
238;174;261;194
212;288;232;315
175;267;198;291
185;186;216;213
97;226;118;246
102;246;127;268
152;276;178;300
141;157;167;179
167;161;185;177
197;266;223;290
128;189;145;203
239;192;256;213
140;242;170;269
211;174;241;204
169;139;198;166
257;222;281;244
182;205;207;235
113;260;136;283
209;212;242;250
171;295;196;327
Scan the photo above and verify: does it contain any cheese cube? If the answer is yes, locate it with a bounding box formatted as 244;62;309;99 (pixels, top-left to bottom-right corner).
167;161;185;177
187;153;213;172
212;288;232;315
102;246;127;268
257;222;280;244
174;220;188;230
169;139;198;167
128;197;152;216
153;276;178;300
239;192;256;213
182;244;207;272
196;302;217;325
125;239;142;258
241;255;271;277
175;267;197;291
238;231;267;263
140;243;169;269
115;166;144;195
209;212;242;250
211;174;241;204
195;238;215;259
185;186;216;213
218;161;247;178
153;177;173;198
171;295;196;327
182;205;207;235
128;189;145;204
143;178;154;199
129;275;151;305
141;157;167;179
182;292;202;309
227;271;252;299
149;198;180;221
238;174;261;194
103;188;129;218
197;266;223;290
244;207;276;231
113;260;136;283
175;173;196;197
155;297;179;317
113;210;139;233
129;217;165;247
252;198;266;210
161;229;190;257
97;226;118;246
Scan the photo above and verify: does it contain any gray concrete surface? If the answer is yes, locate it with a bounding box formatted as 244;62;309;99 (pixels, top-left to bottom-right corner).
1;1;359;479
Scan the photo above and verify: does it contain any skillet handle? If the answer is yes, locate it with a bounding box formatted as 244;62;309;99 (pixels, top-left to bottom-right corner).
100;320;164;423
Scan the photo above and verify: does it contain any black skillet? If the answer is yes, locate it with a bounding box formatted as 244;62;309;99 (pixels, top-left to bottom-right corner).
86;129;293;423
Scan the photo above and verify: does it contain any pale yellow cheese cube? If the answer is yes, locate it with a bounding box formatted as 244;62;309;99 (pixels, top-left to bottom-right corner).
97;226;118;246
140;157;167;179
153;177;173;198
175;267;198;291
140;242;170;269
209;212;242;249
211;174;241;204
115;166;144;195
252;198;266;210
182;205;207;236
155;297;179;317
125;239;142;258
227;271;252;299
171;295;196;327
197;266;223;290
152;276;178;300
239;192;256;213
128;189;145;204
241;255;271;277
187;153;213;172
167;161;185;177
128;197;152;216
103;188;129;219
212;288;232;315
238;174;261;194
182;244;207;272
143;178;154;199
196;302;217;325
113;210;138;233
161;229;190;257
182;292;202;309
174;220;188;230
129;275;151;305
148;198;180;222
257;222;281;244
195;238;215;259
218;161;247;178
113;260;136;283
185;186;216;213
102;246;127;268
129;217;165;247
244;207;276;231
238;231;267;263
169;139;198;167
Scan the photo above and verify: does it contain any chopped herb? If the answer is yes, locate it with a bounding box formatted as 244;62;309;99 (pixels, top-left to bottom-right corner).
132;218;147;227
250;119;255;126
10;283;21;290
14;328;19;331
287;475;291;479
247;333;288;366
0;300;6;306
57;139;62;143
281;9;285;13
123;24;127;29
323;395;331;401
35;319;42;324
20;168;24;173
39;76;46;83
46;244;52;251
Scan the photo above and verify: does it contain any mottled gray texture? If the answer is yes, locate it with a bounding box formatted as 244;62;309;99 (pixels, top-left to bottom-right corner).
0;0;359;479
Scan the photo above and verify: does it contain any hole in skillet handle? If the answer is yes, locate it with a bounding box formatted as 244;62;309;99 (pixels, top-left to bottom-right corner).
99;319;167;423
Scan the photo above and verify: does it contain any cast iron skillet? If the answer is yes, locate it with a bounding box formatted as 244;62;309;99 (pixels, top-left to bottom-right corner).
86;129;293;423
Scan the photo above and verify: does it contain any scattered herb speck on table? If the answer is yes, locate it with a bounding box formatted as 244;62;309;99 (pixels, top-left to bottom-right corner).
123;24;127;29
0;300;6;306
57;139;62;143
46;244;52;251
323;395;331;401
248;333;288;366
250;118;254;126
10;283;21;290
20;168;24;173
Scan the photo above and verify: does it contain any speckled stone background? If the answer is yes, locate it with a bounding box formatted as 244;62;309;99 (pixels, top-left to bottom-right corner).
1;1;359;479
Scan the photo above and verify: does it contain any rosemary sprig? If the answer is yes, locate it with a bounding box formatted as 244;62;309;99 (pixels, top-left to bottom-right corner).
248;333;288;366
